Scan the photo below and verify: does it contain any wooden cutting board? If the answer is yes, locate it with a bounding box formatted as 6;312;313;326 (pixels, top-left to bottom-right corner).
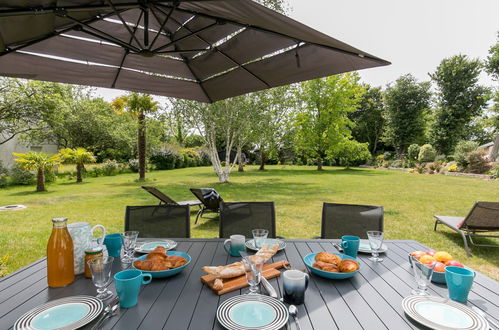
201;260;289;295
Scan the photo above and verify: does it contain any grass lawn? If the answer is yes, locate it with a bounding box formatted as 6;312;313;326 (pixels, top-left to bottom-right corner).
0;165;498;280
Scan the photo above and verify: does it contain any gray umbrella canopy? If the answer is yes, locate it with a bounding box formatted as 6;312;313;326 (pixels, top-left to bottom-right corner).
0;0;390;102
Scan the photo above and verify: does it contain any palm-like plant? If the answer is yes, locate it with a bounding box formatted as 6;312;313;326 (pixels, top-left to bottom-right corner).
111;93;158;181
59;148;96;183
13;152;61;192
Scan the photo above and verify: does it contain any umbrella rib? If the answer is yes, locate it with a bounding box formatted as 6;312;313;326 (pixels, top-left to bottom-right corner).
152;22;217;53
111;10;144;88
184;57;213;103
105;0;142;48
148;4;176;50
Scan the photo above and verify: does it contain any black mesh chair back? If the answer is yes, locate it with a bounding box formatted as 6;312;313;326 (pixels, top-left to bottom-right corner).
125;205;190;238
141;186;177;204
219;202;276;238
321;203;383;239
190;188;223;211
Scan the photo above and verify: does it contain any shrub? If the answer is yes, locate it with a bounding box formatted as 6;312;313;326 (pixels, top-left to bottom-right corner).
453;141;479;169
196;148;211;166
44;168;57;183
101;159;119;176
466;150;492;174
391;159;403;168
446;163;458;172
150;146;181;170
383;151;394;160
434;154;447;163
0;162;8;188
183;148;201;167
10;165;35;185
418;144;436;162
374;154;385;167
415;162;426;174
426;162;443;174
128;159;139;173
407;144;420;161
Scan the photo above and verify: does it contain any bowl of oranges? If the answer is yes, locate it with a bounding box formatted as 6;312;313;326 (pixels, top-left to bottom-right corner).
409;250;464;284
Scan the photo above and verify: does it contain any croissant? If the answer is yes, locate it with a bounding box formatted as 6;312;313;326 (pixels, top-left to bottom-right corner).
315;252;341;265
313;261;339;272
338;259;359;273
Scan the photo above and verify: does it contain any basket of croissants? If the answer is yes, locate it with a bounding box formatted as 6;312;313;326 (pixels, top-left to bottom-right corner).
304;251;360;279
133;246;191;278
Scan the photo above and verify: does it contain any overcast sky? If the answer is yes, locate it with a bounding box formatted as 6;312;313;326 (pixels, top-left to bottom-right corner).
93;0;499;102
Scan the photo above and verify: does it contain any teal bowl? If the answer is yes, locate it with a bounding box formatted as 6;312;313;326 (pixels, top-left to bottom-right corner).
133;251;191;278
407;254;447;284
303;252;360;279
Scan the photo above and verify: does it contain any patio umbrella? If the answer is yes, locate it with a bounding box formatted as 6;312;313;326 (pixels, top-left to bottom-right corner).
0;0;390;102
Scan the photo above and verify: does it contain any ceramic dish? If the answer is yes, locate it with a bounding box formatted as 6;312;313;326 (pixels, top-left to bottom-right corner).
407;254;471;284
303;252;360;280
134;240;177;253
132;251;191;278
402;295;489;330
245;239;286;252
14;296;103;330
217;294;288;330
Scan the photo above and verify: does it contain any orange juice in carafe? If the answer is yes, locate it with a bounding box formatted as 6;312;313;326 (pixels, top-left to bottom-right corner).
47;217;75;287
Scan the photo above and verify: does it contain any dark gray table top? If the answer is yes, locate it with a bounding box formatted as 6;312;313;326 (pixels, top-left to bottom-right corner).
1;239;498;330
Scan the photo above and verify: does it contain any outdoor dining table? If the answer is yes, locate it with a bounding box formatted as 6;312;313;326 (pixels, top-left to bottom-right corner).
1;239;498;330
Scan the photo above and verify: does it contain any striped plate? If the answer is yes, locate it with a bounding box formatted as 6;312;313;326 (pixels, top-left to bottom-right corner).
217;294;288;330
14;296;103;330
402;295;489;330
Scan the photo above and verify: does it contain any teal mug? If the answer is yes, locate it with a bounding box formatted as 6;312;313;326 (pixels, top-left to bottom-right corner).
445;266;475;303
114;269;152;308
341;235;360;258
104;233;122;257
223;235;246;257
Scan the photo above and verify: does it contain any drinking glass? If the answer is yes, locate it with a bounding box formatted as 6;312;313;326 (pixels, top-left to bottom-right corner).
243;256;264;294
252;229;269;249
367;231;384;262
88;256;114;300
410;255;435;295
121;231;139;263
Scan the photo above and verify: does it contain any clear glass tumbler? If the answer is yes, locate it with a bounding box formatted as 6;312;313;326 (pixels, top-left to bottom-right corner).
243;256;264;294
121;231;139;263
410;256;435;295
88;256;114;300
367;231;384;262
252;229;269;249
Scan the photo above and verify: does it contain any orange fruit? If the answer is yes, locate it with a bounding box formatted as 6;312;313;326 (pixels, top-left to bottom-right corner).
419;255;435;264
434;251;453;263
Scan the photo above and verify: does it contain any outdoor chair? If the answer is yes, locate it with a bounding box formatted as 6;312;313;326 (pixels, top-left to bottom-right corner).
219;202;277;239
141;186;202;208
190;188;224;224
125;205;190;238
321;203;384;239
434;201;499;257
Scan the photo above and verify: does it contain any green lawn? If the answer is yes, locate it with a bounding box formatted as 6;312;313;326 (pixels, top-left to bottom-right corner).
0;165;498;280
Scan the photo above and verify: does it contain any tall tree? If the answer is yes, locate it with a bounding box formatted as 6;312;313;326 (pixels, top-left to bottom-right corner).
430;55;490;155
13;152;61;192
382;74;431;154
111;94;159;181
349;85;385;154
59;148;96;183
295;73;366;170
485;33;499;160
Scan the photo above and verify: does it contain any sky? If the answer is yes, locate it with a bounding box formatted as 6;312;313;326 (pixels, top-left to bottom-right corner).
93;0;499;102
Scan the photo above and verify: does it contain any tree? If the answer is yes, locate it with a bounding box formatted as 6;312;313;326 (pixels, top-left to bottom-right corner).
295;73;366;170
485;33;499;160
485;32;499;80
111;93;159;181
349;85;385;154
382;74;431;154
430;55;490;155
13;152;61;192
59;148;96;183
254;0;289;14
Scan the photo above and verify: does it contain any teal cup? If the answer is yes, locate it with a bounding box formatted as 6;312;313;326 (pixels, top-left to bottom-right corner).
114;269;152;308
341;235;360;258
104;233;122;257
223;235;246;257
445;266;475;303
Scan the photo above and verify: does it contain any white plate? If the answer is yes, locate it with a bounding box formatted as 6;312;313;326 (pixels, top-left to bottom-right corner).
217;294;288;330
402;295;489;330
245;239;286;252
358;239;388;254
135;240;177;253
14;296;103;330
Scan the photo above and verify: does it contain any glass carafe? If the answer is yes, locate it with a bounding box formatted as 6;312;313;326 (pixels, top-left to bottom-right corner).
47;217;75;287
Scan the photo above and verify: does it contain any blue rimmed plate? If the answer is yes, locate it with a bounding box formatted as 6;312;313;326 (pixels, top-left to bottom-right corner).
135;240;177;253
217;294;288;330
133;251;191;278
402;295;489;330
303;252;360;279
14;296;103;330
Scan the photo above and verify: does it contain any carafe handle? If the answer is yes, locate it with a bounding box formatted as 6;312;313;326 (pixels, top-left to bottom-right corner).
91;225;106;247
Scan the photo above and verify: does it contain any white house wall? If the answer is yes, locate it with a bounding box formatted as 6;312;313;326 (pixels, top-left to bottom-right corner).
0;135;58;168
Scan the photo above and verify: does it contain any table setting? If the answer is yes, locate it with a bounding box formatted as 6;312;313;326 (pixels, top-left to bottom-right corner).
5;219;499;330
